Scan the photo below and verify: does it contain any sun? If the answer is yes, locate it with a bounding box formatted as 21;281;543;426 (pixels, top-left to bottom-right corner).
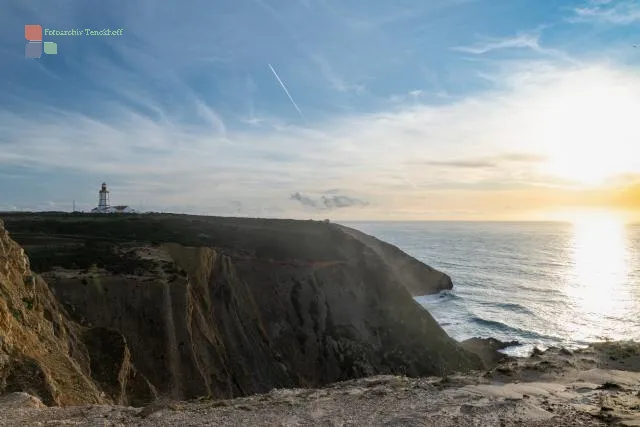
542;144;628;187
530;70;640;187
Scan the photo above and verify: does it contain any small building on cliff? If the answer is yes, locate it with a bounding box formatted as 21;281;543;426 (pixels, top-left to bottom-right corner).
91;182;137;214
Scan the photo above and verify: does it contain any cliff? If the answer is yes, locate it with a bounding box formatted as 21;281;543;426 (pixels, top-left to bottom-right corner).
0;213;481;405
0;218;157;406
0;218;101;405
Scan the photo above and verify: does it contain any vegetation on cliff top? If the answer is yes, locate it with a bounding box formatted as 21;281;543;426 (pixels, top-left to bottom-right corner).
1;213;351;274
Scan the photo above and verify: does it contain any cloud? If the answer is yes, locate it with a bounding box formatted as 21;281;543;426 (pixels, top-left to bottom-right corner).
321;195;369;209
413;153;547;169
453;33;543;54
422;159;496;168
323;188;342;195
499;153;547;162
451;29;575;64
310;54;365;94
241;76;267;127
290;192;369;210
241;117;266;126
315;0;472;33
290;192;318;208
194;99;227;137
570;0;640;24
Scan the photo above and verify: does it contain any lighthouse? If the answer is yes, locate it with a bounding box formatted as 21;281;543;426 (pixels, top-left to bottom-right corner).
91;182;137;214
98;182;110;210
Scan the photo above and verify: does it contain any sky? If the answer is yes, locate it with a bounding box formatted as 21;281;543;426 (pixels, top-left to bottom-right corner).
1;0;640;221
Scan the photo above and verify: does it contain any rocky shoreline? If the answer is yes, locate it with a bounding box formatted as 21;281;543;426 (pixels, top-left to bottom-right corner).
1;341;639;426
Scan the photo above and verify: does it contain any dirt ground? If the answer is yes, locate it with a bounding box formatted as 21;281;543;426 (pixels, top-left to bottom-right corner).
1;341;639;427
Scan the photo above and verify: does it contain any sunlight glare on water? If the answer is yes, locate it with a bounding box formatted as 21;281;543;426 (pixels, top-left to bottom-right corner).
561;212;636;342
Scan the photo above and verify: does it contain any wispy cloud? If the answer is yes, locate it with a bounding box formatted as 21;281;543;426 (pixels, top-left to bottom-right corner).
417;153;547;168
453;32;543;54
500;153;547;162
452;29;577;65
408;90;423;99
423;159;496;168
194;99;227;138
310;54;365;94
570;0;640;24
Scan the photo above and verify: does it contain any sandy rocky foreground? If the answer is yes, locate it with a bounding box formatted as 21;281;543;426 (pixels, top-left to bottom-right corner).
1;342;639;427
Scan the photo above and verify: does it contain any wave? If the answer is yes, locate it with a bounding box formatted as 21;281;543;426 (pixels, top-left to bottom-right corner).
479;301;536;316
436;290;462;301
415;290;463;304
469;316;558;342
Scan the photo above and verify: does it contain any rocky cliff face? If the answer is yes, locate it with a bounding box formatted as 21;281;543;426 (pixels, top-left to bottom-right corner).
0;219;158;406
0;219;104;405
1;214;482;405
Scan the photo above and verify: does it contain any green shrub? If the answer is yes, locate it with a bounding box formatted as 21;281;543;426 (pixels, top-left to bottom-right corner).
22;297;34;310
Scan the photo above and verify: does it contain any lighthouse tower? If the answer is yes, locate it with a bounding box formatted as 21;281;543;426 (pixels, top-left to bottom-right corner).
98;182;110;210
91;182;137;213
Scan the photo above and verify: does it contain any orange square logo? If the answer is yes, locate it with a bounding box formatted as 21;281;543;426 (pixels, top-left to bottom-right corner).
25;25;42;41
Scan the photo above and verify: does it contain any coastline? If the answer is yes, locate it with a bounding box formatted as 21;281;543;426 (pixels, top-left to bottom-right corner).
1;213;638;426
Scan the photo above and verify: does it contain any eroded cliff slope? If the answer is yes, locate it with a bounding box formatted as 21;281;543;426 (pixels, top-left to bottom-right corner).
1;213;482;405
0;219;158;406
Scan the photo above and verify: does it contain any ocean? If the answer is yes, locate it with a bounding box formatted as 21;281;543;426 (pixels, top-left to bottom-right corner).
345;220;640;357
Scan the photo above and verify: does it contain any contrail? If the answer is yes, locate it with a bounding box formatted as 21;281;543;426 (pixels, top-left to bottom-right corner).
268;63;306;120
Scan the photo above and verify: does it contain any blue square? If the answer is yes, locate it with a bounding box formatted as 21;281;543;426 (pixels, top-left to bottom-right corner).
25;42;42;58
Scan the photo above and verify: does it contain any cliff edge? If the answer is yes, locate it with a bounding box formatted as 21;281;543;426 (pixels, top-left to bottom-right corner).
1;214;481;405
4;342;640;426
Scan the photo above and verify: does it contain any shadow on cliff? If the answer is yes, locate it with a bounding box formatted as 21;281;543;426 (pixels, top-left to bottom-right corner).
1;213;483;405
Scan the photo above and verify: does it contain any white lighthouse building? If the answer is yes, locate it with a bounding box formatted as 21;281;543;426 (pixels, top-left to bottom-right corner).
91;182;137;214
98;182;109;210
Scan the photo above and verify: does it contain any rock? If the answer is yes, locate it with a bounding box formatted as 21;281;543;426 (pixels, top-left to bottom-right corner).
0;392;45;409
0;220;107;405
461;337;520;368
597;382;622;390
137;398;178;418
82;326;157;406
560;347;573;356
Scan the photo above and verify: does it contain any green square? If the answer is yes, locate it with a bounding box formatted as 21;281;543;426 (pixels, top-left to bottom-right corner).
43;42;57;54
